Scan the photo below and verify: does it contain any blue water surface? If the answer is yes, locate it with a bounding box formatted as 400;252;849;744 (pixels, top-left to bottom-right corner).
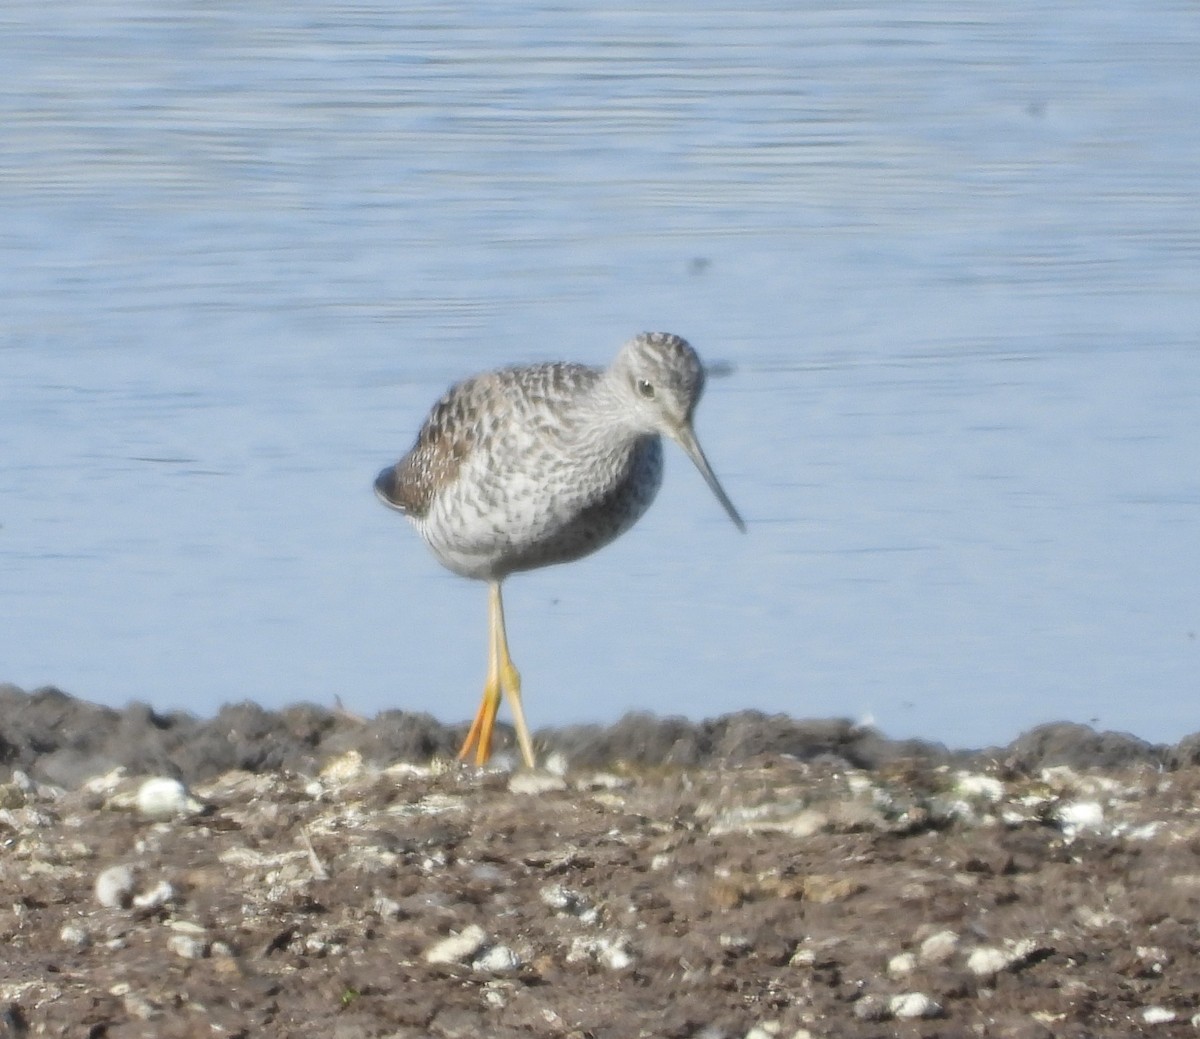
2;0;1198;748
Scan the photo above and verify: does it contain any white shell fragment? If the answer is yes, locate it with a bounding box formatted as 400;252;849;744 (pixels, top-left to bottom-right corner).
424;924;488;965
474;944;521;973
1141;1006;1176;1025
1056;800;1105;837
566;934;636;971
967;938;1046;978
168;933;209;959
890;993;942;1020
132;879;177;910
136;777;204;820
508;771;568;796
95;864;138;909
919;930;960;964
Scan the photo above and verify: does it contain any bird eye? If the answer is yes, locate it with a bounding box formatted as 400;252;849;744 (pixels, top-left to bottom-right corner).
636;379;656;399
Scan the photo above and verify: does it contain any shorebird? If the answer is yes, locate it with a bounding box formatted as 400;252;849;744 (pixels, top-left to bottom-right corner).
374;331;744;768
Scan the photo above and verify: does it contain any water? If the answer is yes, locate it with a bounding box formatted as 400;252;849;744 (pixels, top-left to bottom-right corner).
2;0;1198;749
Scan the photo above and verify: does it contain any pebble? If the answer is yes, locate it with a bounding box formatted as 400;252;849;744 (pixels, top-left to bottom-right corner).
304;932;340;956
966;938;1045;978
319;750;366;784
135;777;202;820
578;770;630;790
81;768;127;797
167;933;209;960
956;773;1006;802
801;874;862;904
482;984;509;1008
121;990;160;1020
95;864;177;911
1137;946;1171;973
1125;822;1161;841
789;947;816;968
372;895;403;919
60;922;92;949
542;751;570;776
9;770;39;795
95;864;137;909
966;946;1014;977
887;952;917;976
508;771;568;796
708;803;826;838
845;773;875;797
566;934;636;971
967;946;1013;977
598;939;635;971
919;930;960;964
540;883;594;919
1141;1006;1176;1025
778;809;829;838
132;879;176;910
852;995;890;1021
474;944;521;973
1076;906;1121;929
890;992;942;1020
1056;800;1105;837
424;924;488;965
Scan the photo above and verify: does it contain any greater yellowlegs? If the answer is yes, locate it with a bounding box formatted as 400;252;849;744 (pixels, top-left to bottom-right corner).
374;331;744;768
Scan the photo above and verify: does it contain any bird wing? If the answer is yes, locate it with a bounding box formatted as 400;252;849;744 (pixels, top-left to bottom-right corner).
383;362;598;518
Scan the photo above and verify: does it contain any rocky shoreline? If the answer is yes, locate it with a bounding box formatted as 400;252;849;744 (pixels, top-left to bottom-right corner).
2;683;1195;789
2;683;1200;1038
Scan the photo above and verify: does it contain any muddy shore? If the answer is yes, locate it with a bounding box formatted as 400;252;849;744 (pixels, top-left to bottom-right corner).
2;683;1200;1038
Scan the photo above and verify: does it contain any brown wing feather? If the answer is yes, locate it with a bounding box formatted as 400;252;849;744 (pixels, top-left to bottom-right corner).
377;375;495;518
377;362;600;519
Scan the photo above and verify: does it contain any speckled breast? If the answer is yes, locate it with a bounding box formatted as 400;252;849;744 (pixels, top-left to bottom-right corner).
418;435;664;581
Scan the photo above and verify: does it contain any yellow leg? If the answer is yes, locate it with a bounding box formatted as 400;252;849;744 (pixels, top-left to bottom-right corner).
457;581;537;769
457;583;502;765
492;582;537;769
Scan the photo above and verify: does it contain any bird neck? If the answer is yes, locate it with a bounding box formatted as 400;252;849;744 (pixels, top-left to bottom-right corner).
573;372;648;450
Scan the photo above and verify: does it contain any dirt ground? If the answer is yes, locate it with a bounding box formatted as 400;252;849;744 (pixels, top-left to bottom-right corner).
3;683;1200;1038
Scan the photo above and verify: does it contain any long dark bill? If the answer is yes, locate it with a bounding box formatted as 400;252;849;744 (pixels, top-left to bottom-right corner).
672;424;746;533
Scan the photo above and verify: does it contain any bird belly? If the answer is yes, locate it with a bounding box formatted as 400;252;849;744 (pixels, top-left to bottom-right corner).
416;438;663;581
